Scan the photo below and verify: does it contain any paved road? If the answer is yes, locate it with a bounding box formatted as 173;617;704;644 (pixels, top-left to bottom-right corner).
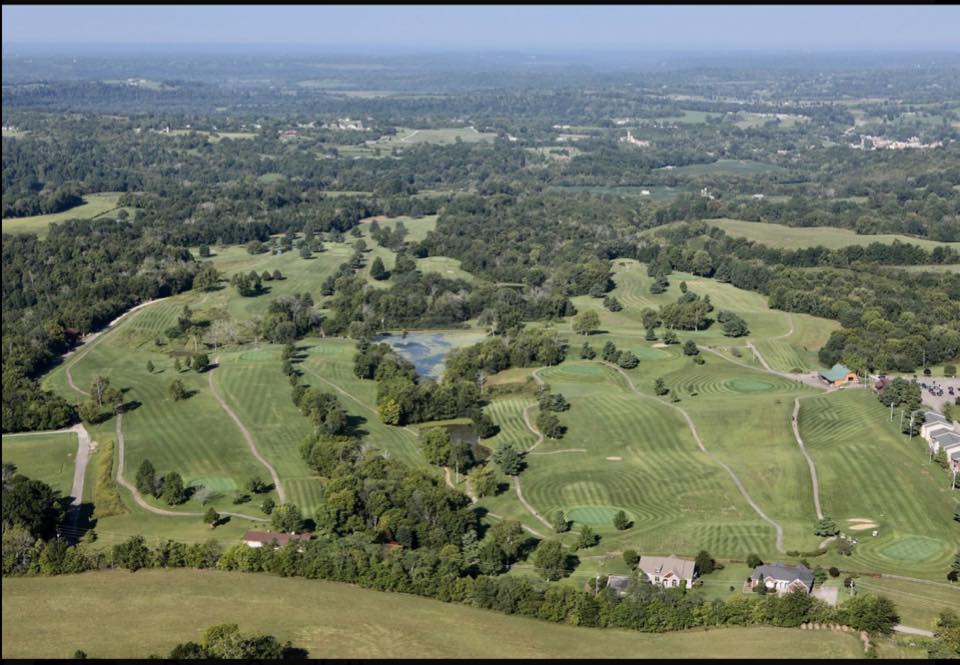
5;424;92;538
210;357;286;503
68;424;92;508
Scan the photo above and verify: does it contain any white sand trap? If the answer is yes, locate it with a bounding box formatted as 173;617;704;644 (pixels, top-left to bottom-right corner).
847;518;873;523
652;343;668;348
848;522;878;531
605;456;623;461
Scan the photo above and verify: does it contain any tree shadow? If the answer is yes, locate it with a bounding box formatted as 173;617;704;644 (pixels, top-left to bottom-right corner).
118;400;142;414
197;362;219;374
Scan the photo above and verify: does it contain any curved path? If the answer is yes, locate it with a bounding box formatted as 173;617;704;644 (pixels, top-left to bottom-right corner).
113;414;267;522
601;360;786;553
528;448;587;456
61;299;266;522
792;397;824;520
210;357;286;503
63;297;171;394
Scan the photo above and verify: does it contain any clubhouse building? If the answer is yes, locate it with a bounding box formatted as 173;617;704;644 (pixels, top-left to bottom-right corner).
819;363;859;387
920;410;960;473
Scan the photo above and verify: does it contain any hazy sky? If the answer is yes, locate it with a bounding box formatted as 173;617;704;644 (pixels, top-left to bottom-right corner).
3;5;959;52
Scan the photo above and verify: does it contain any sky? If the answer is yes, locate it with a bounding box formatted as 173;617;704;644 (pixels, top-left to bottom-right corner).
3;5;960;52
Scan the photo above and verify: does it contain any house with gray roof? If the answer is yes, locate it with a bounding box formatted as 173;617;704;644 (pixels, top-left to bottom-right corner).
931;429;960;454
749;562;814;594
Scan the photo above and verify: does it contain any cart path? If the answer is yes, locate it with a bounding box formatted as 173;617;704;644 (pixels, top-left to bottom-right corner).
113;414;266;521
7;424;94;536
792;397;824;520
210;357;286;503
442;466;548;539
302;366;418;437
63;297;171;395
600;360;786;553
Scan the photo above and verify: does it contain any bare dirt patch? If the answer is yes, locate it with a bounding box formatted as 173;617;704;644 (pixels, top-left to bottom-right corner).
848;522;878;531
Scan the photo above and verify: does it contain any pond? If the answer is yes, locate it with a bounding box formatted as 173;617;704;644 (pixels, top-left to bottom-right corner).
373;330;487;379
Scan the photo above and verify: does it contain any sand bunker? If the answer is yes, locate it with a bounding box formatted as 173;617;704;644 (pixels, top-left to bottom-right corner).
848;523;878;531
847;518;873;523
605;456;623;461
652;343;668;348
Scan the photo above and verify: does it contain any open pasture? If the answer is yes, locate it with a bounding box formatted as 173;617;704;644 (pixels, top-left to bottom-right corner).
375;126;497;147
707;218;959;252
1;569;866;659
659;159;787;176
548;185;682;201
798;389;959;579
359;213;438;242
1;192;125;238
1;431;79;498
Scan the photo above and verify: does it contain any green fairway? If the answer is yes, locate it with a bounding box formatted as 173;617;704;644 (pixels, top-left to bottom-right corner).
0;570;868;659
1;431;79;498
707;218;959;252
481;361;785;558
851;577;960;630
799;389;959;579
359;214;437;242
376;126;497;147
1;192;126;238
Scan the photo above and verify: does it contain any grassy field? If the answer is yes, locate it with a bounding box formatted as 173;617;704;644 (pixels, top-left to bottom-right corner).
0;569;868;659
480;358;800;559
799;389;959;579
1;431;79;498
376;126;497;147
659;160;788;176
707;218;959;252
358;214;438;242
1;192;125;237
548;185;682;202
852;577;960;630
648;110;722;124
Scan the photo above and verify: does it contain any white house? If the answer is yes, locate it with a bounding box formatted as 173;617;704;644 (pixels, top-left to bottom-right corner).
637;555;697;589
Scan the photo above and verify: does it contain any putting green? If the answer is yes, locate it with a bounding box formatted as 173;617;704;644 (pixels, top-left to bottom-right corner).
187;475;238;493
725;377;776;393
566;505;630;526
877;535;946;562
549;364;608;383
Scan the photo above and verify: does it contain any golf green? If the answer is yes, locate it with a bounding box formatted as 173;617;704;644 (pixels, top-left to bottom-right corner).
878;535;946;563
725;377;776;393
566;505;629;526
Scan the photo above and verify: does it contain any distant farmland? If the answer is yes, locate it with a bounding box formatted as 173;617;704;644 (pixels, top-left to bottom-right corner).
708;218;959;252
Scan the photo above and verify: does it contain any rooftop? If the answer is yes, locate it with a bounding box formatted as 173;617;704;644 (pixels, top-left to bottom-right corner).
637;554;696;580
932;431;960;446
752;562;814;585
242;530;313;545
819;364;854;382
